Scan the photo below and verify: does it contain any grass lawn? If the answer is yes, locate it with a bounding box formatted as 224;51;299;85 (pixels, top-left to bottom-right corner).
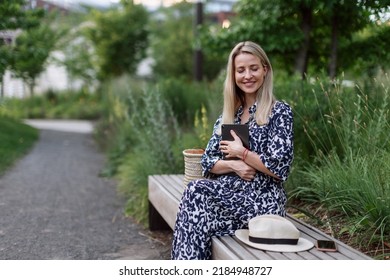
0;116;38;175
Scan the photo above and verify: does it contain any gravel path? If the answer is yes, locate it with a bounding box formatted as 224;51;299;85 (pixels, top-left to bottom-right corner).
0;120;171;260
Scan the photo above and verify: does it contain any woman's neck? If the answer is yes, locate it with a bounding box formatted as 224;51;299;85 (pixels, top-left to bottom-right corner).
243;96;256;110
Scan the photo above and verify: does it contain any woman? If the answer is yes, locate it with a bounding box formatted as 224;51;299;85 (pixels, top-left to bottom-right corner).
172;41;294;260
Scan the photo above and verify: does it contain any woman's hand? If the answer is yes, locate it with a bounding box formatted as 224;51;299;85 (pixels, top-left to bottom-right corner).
231;160;257;181
220;130;246;159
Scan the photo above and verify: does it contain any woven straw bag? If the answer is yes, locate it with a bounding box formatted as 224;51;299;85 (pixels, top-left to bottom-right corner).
183;149;204;186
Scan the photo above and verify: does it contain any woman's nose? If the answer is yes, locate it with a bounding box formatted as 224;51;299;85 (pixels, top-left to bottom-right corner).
244;70;252;79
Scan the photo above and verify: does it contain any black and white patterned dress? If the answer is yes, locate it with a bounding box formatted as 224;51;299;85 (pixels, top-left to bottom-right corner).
172;101;294;260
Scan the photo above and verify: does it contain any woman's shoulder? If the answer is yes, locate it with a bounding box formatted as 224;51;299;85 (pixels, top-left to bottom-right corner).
272;100;293;115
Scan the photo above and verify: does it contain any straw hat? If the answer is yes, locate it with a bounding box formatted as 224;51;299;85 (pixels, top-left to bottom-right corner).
235;214;314;252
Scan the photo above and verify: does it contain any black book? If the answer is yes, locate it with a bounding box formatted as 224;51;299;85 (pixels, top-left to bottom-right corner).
221;124;249;160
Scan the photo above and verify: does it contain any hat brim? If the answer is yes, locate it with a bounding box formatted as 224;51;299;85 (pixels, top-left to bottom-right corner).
235;229;314;253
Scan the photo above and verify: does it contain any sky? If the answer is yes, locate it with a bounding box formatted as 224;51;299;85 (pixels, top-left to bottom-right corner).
46;0;237;10
46;0;195;9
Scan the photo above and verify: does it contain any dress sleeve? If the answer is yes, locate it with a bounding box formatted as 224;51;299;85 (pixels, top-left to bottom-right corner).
201;117;223;178
259;102;294;182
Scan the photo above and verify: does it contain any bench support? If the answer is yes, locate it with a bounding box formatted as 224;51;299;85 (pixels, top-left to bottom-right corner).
149;201;172;231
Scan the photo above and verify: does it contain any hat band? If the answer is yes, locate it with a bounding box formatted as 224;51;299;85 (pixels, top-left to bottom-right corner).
249;236;299;245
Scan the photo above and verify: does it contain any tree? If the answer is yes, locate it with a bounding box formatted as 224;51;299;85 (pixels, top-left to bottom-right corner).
200;0;390;78
61;38;97;90
340;23;390;79
10;24;59;96
201;0;310;75
84;1;149;80
0;0;43;96
149;2;194;80
149;1;225;81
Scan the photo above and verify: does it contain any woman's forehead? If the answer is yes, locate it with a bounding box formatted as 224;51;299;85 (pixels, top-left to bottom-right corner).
234;52;261;66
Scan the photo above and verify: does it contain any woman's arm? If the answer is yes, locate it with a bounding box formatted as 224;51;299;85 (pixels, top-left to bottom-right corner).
219;130;278;180
210;158;256;181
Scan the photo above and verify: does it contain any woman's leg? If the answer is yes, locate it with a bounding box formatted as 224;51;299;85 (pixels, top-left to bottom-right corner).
171;179;259;259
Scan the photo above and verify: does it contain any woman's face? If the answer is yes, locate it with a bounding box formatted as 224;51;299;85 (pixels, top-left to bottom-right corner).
234;52;267;95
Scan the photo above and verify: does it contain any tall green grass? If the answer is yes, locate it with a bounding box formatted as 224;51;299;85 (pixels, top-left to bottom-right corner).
0;116;38;175
95;75;221;225
96;76;185;224
288;74;390;258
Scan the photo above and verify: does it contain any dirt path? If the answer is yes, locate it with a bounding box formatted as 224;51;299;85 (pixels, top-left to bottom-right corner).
0;120;171;260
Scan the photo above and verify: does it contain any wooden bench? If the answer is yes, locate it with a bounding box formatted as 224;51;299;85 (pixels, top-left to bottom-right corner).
148;174;372;260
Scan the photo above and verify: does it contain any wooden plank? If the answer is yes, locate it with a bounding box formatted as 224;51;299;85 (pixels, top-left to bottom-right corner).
216;236;258;260
211;237;240;260
148;176;179;229
153;175;183;201
231;236;275;260
308;248;337;260
169;174;186;187
266;251;289;260
297;250;321;260
282;252;305;260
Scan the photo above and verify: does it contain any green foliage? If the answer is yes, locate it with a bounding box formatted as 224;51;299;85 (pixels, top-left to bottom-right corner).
200;0;390;78
157;78;221;128
148;1;225;81
341;24;390;78
96;76;184;225
0;89;103;120
59;26;97;88
10;23;60;96
149;2;194;80
200;0;307;72
0;0;43;30
95;75;223;224
85;2;149;80
0;115;38;175
194;104;211;149
0;0;44;88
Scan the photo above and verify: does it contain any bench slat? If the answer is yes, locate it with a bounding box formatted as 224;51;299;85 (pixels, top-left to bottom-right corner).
230;236;275;260
216;236;259;260
296;250;321;260
211;237;241;260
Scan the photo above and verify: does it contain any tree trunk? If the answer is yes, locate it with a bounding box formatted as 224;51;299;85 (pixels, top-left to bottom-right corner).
0;77;3;98
29;80;35;97
294;4;312;79
329;11;339;79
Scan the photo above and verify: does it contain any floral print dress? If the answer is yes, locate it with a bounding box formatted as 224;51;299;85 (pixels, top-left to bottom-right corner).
171;101;294;260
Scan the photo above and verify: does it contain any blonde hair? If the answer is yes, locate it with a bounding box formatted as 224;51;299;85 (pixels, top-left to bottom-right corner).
220;41;275;128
